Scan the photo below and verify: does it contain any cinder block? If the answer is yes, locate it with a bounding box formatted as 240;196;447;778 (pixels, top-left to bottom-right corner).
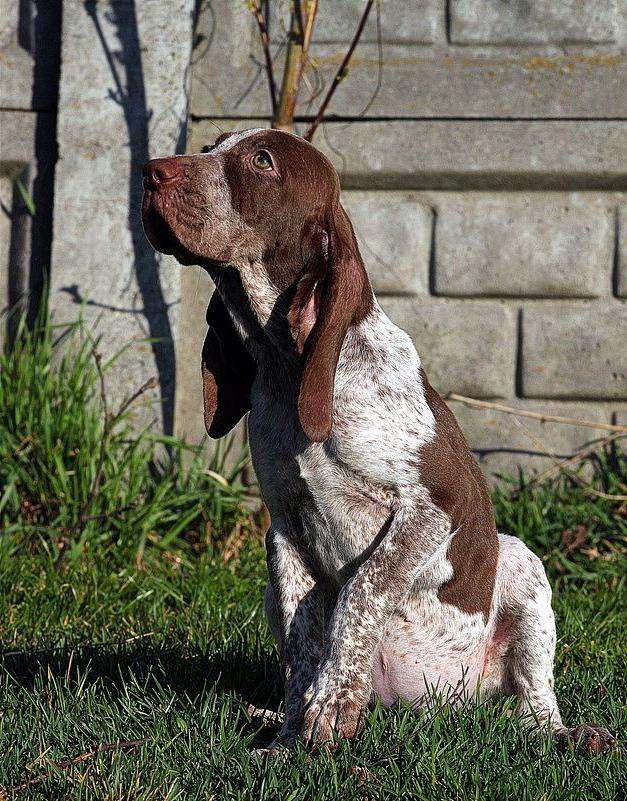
0;2;31;110
191;3;627;119
0;45;34;109
0;111;41;348
175;266;213;445
617;207;627;298
342;191;432;296
0;177;12;344
434;193;613;298
0;1;18;48
271;0;442;44
611;406;627;426
50;0;196;432
450;0;617;44
0;111;36;169
380;298;516;398
0;0;59;111
448;399;612;482
521;303;627;399
192;44;627;120
315;121;627;190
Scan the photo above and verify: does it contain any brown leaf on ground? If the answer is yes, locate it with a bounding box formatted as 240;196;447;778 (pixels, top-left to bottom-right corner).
220;517;263;567
352;765;370;786
561;525;588;552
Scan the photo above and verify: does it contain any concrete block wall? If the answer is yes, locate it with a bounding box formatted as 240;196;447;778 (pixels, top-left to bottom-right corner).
48;0;196;433
185;1;626;480
0;0;60;346
7;0;625;481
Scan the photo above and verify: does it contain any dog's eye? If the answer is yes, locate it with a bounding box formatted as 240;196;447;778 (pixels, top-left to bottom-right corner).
252;151;273;171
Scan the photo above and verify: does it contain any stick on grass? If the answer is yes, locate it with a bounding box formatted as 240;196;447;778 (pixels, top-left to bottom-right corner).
447;394;627;433
0;739;151;798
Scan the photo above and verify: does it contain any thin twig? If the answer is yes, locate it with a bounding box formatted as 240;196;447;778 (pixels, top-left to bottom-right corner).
76;342;157;531
576;484;627;502
304;0;375;141
244;703;284;725
528;431;626;492
77;349;109;528
250;0;277;115
0;738;151;798
114;376;159;421
447;394;627;433
302;0;319;54
507;414;627;499
449;394;627;498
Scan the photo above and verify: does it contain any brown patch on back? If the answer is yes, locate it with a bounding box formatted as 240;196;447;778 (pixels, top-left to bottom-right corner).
419;369;499;620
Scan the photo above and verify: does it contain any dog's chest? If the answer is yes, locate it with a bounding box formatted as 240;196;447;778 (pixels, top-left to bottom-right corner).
248;309;437;581
250;400;394;580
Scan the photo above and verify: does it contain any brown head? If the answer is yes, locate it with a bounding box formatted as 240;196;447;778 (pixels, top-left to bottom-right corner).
142;128;373;442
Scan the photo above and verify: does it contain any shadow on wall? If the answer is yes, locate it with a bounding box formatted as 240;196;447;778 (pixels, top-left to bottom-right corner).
76;0;185;435
2;1;61;344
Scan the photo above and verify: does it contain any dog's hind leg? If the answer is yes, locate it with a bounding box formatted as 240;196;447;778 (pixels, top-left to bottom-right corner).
483;535;616;754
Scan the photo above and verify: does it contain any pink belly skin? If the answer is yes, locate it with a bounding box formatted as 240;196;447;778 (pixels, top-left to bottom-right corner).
371;611;490;708
369;535;544;709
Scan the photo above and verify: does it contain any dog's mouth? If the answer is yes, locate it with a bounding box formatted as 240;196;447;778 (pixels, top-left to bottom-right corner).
141;191;198;266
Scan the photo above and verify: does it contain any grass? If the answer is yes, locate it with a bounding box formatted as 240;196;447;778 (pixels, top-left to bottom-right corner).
0;313;625;799
0;312;250;555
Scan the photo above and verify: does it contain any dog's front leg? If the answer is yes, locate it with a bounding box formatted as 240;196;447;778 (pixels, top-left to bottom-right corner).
264;528;325;750
300;497;450;749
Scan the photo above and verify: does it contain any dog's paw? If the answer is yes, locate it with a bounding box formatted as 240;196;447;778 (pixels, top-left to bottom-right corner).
300;687;366;750
556;724;618;755
252;729;298;760
252;739;291;761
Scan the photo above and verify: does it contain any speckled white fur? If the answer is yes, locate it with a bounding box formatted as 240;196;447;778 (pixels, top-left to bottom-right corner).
159;129;611;753
242;298;566;748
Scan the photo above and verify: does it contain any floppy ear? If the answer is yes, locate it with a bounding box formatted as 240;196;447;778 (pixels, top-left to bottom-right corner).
201;290;256;438
294;202;373;442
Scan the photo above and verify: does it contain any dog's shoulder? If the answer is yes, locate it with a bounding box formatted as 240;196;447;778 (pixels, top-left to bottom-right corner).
417;369;499;619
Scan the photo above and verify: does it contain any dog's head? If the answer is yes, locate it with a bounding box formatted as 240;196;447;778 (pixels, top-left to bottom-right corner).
142;128;372;442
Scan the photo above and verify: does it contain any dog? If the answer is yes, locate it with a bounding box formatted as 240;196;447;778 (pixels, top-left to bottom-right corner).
141;128;616;755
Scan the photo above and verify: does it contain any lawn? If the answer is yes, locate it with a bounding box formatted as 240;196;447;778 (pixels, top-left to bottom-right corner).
0;316;625;800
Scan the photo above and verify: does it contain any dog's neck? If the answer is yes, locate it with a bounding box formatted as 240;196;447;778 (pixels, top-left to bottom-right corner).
205;263;301;374
204;260;378;397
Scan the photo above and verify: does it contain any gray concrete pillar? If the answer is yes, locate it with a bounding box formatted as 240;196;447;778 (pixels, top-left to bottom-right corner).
50;0;196;432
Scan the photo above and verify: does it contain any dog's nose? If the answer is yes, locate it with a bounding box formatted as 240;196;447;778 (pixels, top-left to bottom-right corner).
142;158;181;190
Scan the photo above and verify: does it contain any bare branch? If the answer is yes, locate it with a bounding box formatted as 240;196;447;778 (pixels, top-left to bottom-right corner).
77;348;109;528
274;0;307;130
449;394;627;499
576;485;627;502
304;0;375;141
527;430;626;488
76;342;158;531
447;394;627;433
302;0;319;54
503;411;627;497
114;376;159;421
249;0;277;116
